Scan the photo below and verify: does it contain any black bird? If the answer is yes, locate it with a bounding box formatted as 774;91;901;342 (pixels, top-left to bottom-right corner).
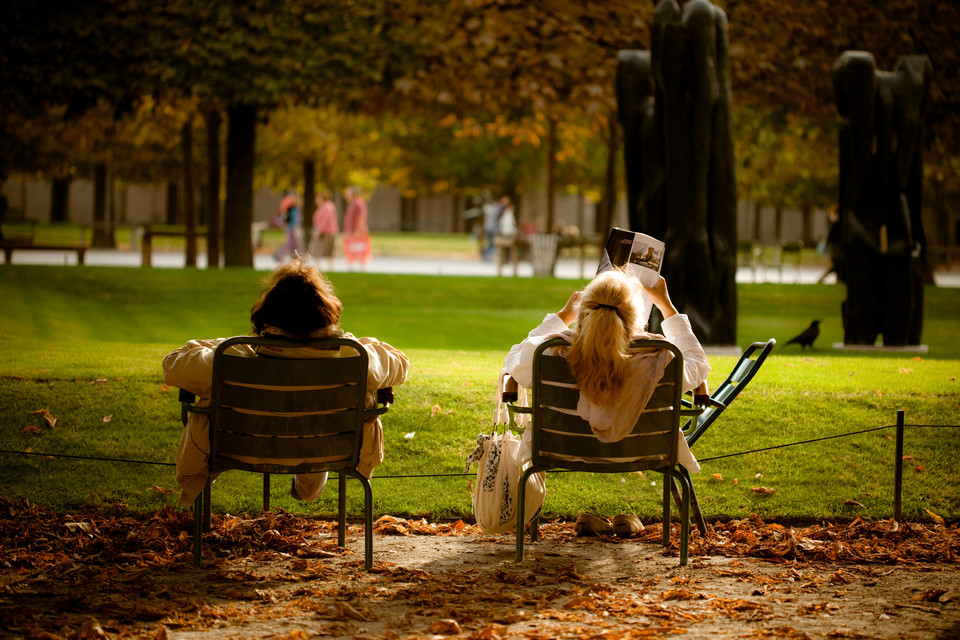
785;320;821;350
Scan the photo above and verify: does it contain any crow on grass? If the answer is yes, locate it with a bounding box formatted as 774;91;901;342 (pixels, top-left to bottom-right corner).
785;320;821;350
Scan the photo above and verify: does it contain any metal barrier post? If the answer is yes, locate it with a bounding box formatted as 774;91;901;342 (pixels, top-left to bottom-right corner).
894;410;904;521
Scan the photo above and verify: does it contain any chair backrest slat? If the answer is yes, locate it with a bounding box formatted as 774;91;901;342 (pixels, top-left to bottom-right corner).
221;351;365;386
217;407;358;437
220;383;363;415
215;431;355;461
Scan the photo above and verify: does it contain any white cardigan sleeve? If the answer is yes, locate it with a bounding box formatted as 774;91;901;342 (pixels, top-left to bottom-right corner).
660;314;711;393
502;313;570;389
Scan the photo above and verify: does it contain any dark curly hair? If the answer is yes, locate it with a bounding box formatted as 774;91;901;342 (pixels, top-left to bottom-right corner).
250;260;342;336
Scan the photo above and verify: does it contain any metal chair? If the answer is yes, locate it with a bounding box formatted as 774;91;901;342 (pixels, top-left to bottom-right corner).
675;338;777;534
179;335;392;569
509;337;703;566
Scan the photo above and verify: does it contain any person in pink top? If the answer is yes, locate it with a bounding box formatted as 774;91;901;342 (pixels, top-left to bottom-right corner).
308;189;339;271
342;186;371;271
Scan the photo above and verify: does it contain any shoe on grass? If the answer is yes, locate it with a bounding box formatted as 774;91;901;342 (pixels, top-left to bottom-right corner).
612;513;644;537
574;513;613;537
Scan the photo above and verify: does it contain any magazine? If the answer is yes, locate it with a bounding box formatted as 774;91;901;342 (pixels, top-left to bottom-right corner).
596;227;665;287
596;227;665;328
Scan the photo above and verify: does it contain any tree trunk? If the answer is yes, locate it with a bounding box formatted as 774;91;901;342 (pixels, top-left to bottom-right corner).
223;103;256;267
303;159;315;241
545;117;558;233
165;182;179;224
182;118;197;268
598;111;619;240
50;177;71;223
205;106;222;269
92;162;115;249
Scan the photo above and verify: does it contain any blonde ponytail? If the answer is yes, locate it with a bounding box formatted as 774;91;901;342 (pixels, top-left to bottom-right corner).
567;270;639;406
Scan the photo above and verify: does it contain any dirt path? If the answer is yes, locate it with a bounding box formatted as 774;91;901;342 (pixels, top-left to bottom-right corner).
164;532;960;640
2;505;957;639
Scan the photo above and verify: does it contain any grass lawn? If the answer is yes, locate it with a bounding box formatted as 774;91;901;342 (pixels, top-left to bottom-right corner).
0;265;957;525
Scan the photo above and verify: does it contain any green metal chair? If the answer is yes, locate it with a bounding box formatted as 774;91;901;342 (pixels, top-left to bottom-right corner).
179;335;392;569
510;337;702;566
675;338;777;535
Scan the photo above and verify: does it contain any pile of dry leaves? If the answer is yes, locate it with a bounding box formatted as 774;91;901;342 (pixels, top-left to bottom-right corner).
1;497;956;639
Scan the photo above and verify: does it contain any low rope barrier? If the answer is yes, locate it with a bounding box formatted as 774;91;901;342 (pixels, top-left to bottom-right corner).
3;411;957;517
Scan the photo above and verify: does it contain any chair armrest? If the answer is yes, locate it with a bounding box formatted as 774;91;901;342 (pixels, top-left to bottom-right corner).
178;388;196;404
364;387;394;419
507;402;532;415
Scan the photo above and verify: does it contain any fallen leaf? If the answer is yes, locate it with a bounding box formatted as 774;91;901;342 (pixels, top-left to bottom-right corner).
875;389;883;396
912;589;948;602
43;455;55;461
915;465;925;472
77;617;108;639
430;404;441;417
92;379;109;384
923;507;945;525
711;473;723;481
733;478;739;485
428;619;463;634
898;368;913;374
404;432;416;440
31;408;57;428
161;384;170;392
844;500;864;508
18;425;41;436
151;485;175;495
902;455;914;460
751;487;775;496
910;356;924;362
103;415;113;423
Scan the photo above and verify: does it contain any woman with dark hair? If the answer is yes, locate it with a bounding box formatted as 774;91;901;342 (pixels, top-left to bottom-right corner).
163;260;408;508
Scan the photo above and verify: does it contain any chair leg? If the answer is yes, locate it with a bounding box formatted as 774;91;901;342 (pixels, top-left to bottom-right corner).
337;473;347;548
263;472;271;512
670;472;706;537
360;476;374;570
203;482;212;532
661;476;671;547
515;467;534;562
679;466;707;536
676;471;691;566
193;493;203;567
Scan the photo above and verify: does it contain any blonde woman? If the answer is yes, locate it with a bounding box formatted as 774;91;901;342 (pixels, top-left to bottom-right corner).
501;268;709;534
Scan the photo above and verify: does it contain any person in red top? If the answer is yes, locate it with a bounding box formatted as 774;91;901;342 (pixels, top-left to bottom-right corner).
342;186;371;271
308;189;339;271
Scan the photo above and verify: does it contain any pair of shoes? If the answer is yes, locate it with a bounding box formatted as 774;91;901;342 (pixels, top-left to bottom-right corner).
574;513;613;537
612;513;644;537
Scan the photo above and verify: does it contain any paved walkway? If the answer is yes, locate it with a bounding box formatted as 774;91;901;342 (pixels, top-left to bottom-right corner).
4;247;960;287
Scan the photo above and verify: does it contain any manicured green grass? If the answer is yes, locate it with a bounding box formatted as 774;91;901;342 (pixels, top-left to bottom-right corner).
0;265;957;525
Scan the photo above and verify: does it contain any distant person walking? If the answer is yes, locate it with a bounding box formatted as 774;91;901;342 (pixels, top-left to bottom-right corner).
308;189;339;272
342;186;371;271
274;190;302;263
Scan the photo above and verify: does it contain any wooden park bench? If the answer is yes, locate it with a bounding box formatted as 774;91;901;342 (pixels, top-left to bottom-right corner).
0;221;89;265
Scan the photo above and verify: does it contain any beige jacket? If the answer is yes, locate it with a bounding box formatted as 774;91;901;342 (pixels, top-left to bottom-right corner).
162;328;408;507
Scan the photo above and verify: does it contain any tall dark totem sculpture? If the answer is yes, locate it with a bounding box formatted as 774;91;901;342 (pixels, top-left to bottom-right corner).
833;52;931;347
617;0;738;345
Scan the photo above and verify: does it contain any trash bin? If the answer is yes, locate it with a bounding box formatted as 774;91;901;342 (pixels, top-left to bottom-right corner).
529;233;559;277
